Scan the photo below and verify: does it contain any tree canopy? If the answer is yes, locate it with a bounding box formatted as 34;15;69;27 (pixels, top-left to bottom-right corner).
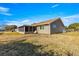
68;23;79;30
5;25;17;31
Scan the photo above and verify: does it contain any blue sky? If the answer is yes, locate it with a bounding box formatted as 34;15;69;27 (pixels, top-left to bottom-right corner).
0;3;79;26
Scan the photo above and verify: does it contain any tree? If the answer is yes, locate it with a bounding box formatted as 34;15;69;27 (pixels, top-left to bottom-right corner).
68;23;79;30
65;26;68;29
5;25;17;31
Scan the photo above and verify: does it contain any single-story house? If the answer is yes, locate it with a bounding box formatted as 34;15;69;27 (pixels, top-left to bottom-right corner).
17;18;65;34
66;29;74;32
16;25;36;34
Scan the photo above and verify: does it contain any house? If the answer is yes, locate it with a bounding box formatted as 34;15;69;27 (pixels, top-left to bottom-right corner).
17;18;65;34
16;25;36;34
66;29;74;32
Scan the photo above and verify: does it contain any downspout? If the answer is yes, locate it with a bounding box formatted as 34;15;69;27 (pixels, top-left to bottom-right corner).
49;23;51;34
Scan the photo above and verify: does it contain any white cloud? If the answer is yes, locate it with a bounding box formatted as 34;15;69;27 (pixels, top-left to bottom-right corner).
1;12;12;16
5;18;33;26
0;7;9;12
52;4;59;8
61;14;79;26
5;14;79;26
0;6;12;16
22;20;30;23
63;14;79;19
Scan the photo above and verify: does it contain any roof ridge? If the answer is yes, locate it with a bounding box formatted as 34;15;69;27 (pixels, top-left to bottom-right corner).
32;17;61;26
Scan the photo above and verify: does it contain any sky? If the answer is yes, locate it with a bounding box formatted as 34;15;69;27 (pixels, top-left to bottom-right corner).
0;3;79;26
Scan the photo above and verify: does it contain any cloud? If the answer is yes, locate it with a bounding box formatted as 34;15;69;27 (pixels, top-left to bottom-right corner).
0;7;9;12
63;14;79;19
0;6;12;16
5;18;33;26
52;4;59;8
1;12;12;16
61;14;79;26
5;13;79;27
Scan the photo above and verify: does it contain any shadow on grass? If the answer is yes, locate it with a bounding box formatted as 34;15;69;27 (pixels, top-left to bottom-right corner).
0;39;73;56
0;40;41;56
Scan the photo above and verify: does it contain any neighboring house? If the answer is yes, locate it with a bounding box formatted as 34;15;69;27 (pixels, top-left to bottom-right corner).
66;29;79;32
66;29;74;32
17;18;65;34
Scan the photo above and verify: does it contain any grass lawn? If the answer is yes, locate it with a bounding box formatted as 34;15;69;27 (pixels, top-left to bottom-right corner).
0;32;79;56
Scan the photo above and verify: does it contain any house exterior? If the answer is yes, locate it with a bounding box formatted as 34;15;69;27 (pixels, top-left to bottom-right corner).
16;25;36;34
17;18;65;34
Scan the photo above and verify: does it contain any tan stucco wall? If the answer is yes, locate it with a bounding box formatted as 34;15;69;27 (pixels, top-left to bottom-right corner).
50;19;65;34
37;24;51;34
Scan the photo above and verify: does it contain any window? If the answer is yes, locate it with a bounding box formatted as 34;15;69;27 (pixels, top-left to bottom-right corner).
53;24;57;28
40;25;44;30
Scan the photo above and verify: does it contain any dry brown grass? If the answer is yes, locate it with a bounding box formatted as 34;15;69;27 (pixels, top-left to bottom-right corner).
23;32;79;56
0;32;24;44
0;32;79;56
